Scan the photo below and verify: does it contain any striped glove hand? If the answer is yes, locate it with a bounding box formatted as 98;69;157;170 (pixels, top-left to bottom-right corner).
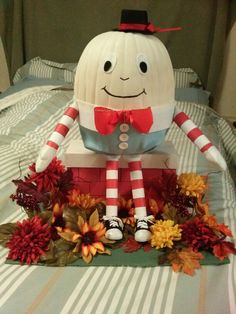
35;145;56;172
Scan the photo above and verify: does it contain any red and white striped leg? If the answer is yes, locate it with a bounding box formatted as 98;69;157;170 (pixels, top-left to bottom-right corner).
127;156;147;218
104;155;123;241
174;108;226;170
127;155;153;242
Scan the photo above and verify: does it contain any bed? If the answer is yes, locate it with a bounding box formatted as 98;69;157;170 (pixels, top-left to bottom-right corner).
0;56;235;314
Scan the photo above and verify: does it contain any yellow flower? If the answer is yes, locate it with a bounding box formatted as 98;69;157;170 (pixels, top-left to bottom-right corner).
177;173;207;197
150;220;182;249
79;219;107;263
56;209;110;263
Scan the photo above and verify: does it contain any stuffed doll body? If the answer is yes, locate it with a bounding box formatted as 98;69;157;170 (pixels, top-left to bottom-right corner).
78;99;174;155
36;10;226;242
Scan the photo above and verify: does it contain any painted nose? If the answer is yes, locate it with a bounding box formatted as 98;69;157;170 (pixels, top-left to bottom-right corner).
120;77;130;81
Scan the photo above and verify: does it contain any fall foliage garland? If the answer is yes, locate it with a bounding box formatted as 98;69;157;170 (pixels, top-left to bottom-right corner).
0;157;235;276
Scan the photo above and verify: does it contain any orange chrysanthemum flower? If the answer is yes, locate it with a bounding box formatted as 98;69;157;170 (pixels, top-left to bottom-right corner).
67;189;104;209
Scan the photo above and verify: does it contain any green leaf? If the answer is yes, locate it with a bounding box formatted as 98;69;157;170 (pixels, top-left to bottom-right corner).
47;238;80;266
39;240;56;263
0;223;17;247
38;210;53;225
63;207;79;231
92;203;106;220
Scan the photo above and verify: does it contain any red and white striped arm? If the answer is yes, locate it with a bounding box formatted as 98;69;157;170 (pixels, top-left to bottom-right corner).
173;108;227;170
36;102;79;172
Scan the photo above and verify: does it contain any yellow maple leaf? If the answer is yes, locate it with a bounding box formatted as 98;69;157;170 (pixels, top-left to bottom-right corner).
167;248;204;276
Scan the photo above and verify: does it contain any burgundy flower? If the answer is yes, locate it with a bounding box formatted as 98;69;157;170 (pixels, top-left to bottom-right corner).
10;180;48;211
7;216;51;264
181;217;218;251
26;157;65;193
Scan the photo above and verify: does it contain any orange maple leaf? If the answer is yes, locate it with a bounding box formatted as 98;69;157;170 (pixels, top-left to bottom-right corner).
213;241;236;261
216;224;233;237
167;248;204;276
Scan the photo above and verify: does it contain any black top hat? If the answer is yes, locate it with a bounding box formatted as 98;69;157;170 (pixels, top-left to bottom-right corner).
117;9;153;34
117;9;181;34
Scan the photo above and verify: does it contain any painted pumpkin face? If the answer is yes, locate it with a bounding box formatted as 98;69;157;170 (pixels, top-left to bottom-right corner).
74;31;175;110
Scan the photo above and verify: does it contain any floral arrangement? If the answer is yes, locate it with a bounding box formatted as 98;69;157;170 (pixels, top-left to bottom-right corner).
0;157;235;276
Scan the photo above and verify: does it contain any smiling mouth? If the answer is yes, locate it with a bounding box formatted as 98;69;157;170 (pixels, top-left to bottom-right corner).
102;86;146;98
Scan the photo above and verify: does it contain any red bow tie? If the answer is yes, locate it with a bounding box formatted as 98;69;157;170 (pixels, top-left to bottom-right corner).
94;106;153;135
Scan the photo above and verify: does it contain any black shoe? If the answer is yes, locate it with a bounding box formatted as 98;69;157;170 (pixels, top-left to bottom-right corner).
103;216;124;240
135;216;154;242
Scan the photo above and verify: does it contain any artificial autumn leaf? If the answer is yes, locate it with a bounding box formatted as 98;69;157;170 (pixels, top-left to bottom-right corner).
203;215;233;238
162;205;188;224
0;223;17;247
148;198;161;217
97;248;112;256
62;207;80;231
121;237;142;253
56;228;81;243
38;210;53;225
12;180;48;203
89;209;99;227
82;252;93;263
39;240;56;263
162;205;178;222
168;248;204;276
196;198;209;216
213;241;236;261
216;224;233;237
77;215;85;230
100;236;116;245
143;243;152;252
52;238;79;266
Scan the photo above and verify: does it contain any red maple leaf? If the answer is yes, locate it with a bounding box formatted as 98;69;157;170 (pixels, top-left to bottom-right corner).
143;243;152;252
216;224;233;237
121;237;142;253
213;241;236;261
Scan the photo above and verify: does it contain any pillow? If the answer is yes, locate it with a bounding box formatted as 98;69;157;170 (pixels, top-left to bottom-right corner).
175;88;210;105
13;57;77;84
13;58;203;91
173;68;203;88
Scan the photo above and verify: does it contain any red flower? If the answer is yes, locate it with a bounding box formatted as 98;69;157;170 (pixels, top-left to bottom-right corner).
7;216;51;264
10;180;49;211
27;157;65;193
181;217;218;251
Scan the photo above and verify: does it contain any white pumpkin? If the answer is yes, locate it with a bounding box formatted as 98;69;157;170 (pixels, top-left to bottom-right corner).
74;31;175;110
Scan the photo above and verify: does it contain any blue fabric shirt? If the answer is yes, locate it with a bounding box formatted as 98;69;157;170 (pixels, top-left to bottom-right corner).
79;123;168;155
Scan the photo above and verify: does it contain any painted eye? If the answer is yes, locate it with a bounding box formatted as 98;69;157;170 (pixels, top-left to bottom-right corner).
137;54;149;74
104;61;112;72
103;53;117;73
139;61;147;73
